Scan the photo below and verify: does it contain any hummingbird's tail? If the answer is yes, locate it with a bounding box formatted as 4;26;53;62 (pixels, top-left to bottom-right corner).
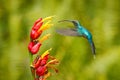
89;40;96;59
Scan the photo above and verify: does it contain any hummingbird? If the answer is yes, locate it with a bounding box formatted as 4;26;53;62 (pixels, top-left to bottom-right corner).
56;20;96;58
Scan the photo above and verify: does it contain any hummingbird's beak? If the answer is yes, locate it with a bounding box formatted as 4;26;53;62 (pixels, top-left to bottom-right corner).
58;20;72;22
58;20;79;27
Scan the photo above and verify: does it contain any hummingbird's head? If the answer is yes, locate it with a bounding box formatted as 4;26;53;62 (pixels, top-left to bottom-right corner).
58;20;80;28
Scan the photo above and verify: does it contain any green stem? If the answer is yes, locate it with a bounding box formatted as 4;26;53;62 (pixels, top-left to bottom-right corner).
29;52;35;80
29;52;33;64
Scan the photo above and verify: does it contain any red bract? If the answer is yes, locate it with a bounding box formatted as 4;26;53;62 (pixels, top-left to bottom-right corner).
40;56;48;66
33;52;49;69
30;18;43;40
33;18;42;29
30;29;42;40
30;48;59;80
30;16;54;40
36;66;47;76
28;34;51;55
28;41;42;54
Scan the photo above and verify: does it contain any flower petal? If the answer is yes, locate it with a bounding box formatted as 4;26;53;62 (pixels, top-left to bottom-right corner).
39;34;51;43
41;16;54;22
41;48;52;59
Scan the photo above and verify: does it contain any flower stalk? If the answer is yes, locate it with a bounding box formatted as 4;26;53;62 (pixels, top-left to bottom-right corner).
28;16;59;80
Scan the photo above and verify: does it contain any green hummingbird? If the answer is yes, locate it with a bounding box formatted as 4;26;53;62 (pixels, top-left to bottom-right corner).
56;20;96;58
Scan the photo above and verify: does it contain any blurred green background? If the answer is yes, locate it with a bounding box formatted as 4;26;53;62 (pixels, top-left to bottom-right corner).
0;0;120;80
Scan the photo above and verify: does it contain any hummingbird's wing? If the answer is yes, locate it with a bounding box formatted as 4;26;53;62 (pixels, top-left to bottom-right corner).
56;28;80;36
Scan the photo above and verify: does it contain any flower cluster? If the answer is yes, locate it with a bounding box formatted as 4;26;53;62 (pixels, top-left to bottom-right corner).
28;16;54;55
31;48;59;80
28;16;59;80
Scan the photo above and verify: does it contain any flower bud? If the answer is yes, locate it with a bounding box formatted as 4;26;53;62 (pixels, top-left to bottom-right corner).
30;16;54;40
36;66;47;76
30;30;42;40
28;41;41;54
30;20;43;40
34;53;49;69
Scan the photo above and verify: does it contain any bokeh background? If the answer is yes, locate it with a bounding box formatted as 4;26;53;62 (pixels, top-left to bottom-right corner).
0;0;120;80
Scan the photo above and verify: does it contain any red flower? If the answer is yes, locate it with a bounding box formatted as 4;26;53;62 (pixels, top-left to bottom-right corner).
32;48;50;68
30;16;54;40
31;48;59;80
28;41;41;54
28;16;59;80
30;18;43;40
28;34;51;55
36;66;47;76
